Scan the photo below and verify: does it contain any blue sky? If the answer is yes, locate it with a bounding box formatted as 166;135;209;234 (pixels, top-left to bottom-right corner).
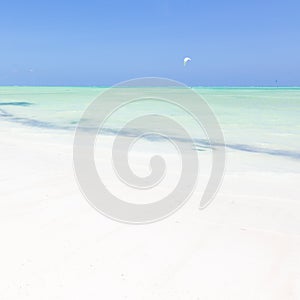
0;0;299;86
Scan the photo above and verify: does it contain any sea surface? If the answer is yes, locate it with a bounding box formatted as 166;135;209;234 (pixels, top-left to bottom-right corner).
0;86;299;167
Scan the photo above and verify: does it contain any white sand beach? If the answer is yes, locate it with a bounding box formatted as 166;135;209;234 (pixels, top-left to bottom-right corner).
1;115;300;300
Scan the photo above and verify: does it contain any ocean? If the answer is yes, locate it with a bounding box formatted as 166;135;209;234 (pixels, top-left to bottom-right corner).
0;86;299;171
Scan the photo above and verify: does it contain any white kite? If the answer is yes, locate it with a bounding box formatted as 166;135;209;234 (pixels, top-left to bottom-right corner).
183;57;191;66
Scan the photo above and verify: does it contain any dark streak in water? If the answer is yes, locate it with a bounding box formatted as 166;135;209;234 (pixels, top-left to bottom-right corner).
0;102;33;106
0;108;72;130
9;117;72;130
90;127;300;160
225;143;300;160
1;108;299;160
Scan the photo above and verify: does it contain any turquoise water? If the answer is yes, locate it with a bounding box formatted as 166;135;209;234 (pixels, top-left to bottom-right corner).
0;86;299;160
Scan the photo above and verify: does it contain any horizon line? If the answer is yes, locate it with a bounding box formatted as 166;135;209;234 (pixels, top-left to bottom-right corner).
1;85;300;89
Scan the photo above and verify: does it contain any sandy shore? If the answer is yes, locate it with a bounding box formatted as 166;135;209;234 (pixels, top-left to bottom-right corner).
1;120;300;299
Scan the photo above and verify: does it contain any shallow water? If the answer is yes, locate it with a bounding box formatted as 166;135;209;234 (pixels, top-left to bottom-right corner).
0;86;299;163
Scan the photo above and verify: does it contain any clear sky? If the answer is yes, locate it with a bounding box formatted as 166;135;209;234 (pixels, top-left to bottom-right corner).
1;0;299;86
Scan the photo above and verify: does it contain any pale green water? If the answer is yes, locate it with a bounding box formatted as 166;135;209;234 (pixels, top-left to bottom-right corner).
0;86;299;160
